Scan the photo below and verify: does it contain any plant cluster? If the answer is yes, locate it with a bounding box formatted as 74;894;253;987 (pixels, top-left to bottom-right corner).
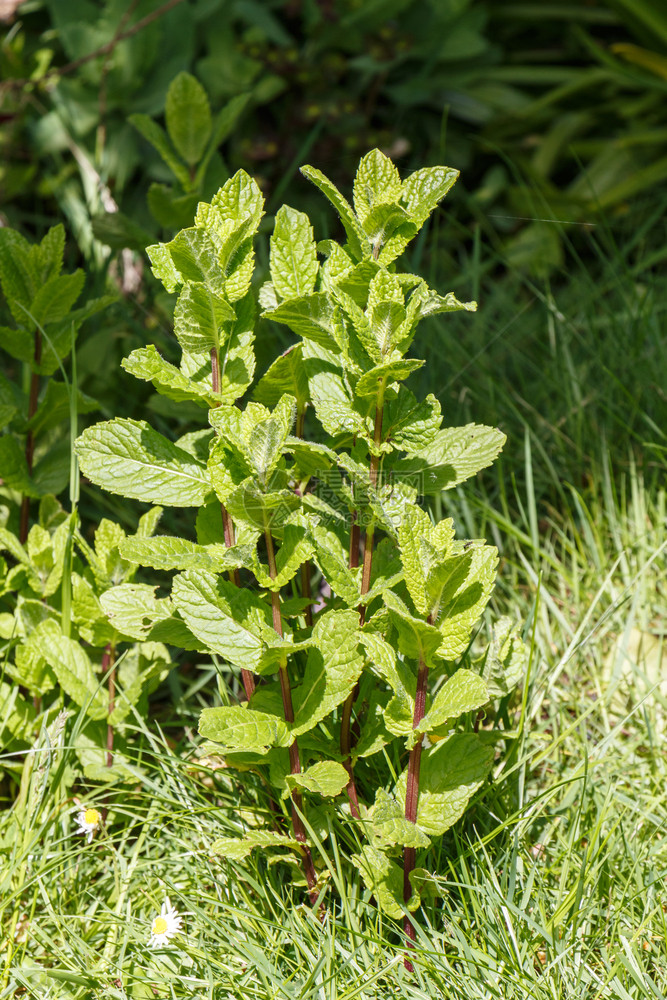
0;224;172;794
74;149;526;958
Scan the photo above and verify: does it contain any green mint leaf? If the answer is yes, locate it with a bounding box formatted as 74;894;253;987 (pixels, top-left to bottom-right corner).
165;228;225;293
71;573;114;646
0;436;36;497
415;669;489;741
223;480;301;532
286;760;349;797
400;165;459;226
352;845;421;918
136;506;163;539
93;518;129;586
377;223;420;266
76;418;212;507
319;241;354;288
353;148;402;223
122;346;216;406
256;635;314;676
394;734;494;836
220;228;257;303
371;789;431;849
437;542;498;660
178;290;255;404
355;358;423;398
367;267;404;312
30;270;85;327
145;243;181;293
0;681;36;741
384;389;441;453
398;507;457;616
270;205;319;300
263;293;343;354
360;631;409;699
147;184;199;229
34;224;65;283
209;830;302;860
29;619;108;720
28;382;98;438
211;169;265;231
195;94;252;188
165;72;212;167
247;395;296;483
128;114;190;188
396;423;507;493
253;521;315;591
385;591;443;666
119;535;251;573
331;283;378;362
252;343;310;412
335;260;380;305
311;524;362;607
199;706;292;753
173;281;236;356
292;609;364;736
100;584;173;641
172;569;269;671
210;396;296;497
0;526;29;566
0;228;37;322
308;368;367;438
195;210;255;280
362;203;412;256
417;289;477;320
478;617;527;699
370;301;409;359
300;164;367;260
10;640;56;696
26;520;69;598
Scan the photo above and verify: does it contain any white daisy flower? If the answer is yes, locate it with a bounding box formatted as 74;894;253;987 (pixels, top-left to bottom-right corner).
148;897;183;948
75;807;102;843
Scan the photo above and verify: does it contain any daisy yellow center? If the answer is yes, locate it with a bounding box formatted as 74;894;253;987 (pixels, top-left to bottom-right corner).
84;809;100;825
153;917;168;934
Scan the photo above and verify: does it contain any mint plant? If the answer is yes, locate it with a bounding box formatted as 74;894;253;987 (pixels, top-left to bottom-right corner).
0;223;175;793
75;151;526;962
0;224;110;541
0;499;173;783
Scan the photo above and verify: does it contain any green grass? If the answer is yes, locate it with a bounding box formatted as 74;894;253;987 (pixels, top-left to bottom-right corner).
2;446;664;999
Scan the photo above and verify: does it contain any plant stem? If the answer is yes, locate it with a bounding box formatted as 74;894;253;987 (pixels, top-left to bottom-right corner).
294;402;313;627
295;405;305;441
264;521;319;906
340;379;386;816
403;632;432;970
211;344;255;701
349;513;360;569
301;561;313;628
19;330;42;544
